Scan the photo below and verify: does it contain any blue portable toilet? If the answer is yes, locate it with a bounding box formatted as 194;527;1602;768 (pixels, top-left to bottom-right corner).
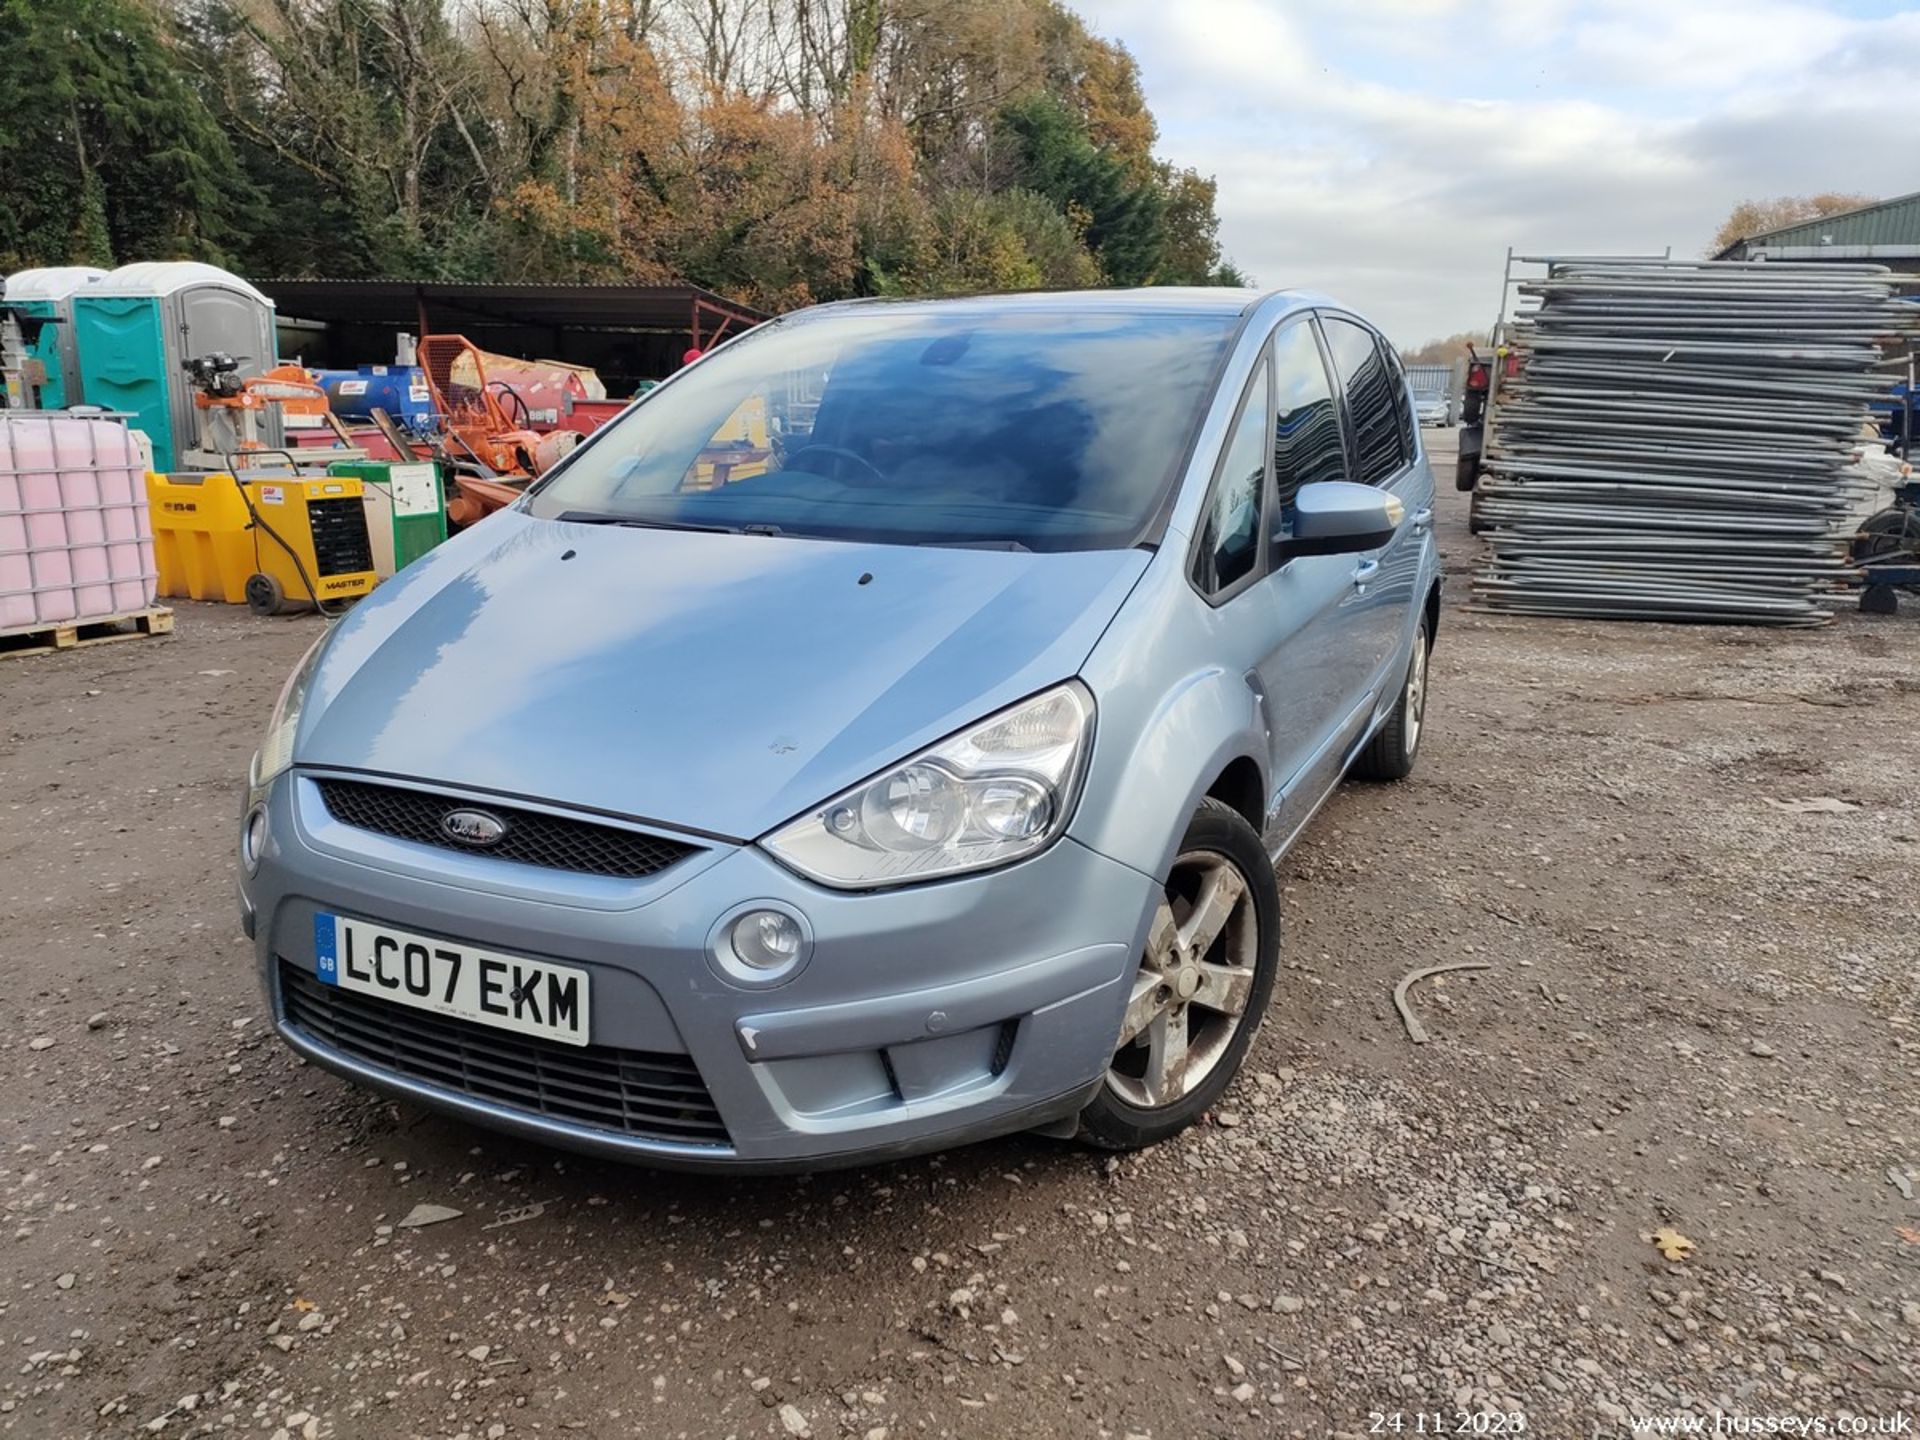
72;262;279;470
1;266;109;408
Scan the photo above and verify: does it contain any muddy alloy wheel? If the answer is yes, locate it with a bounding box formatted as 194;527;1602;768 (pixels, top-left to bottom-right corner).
1402;630;1429;755
1354;620;1430;782
1076;798;1280;1151
1106;850;1259;1108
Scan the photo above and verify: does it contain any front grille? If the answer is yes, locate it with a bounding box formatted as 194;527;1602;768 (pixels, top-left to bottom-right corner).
309;495;375;576
315;779;701;880
279;961;731;1147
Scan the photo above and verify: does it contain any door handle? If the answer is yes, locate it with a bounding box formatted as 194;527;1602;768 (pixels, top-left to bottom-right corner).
1412;508;1433;532
1351;559;1381;587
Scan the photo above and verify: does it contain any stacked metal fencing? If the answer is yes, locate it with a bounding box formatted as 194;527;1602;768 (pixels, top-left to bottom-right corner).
1472;259;1920;625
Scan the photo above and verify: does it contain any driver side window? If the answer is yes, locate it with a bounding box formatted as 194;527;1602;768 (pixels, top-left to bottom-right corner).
1194;357;1270;598
1270;320;1347;546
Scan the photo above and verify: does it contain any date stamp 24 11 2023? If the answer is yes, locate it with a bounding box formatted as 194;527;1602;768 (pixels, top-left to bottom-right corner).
1369;1414;1529;1435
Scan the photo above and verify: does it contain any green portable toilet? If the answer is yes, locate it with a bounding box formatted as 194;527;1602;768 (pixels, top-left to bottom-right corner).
327;459;447;578
1;267;108;408
72;262;279;470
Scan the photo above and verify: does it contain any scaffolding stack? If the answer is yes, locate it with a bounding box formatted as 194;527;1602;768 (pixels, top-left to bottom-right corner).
1472;258;1920;626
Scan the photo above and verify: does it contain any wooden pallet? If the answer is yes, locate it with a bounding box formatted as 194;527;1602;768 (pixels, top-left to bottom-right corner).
0;606;174;660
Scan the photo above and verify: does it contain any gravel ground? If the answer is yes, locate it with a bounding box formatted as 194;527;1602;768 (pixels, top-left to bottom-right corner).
3;435;1917;1439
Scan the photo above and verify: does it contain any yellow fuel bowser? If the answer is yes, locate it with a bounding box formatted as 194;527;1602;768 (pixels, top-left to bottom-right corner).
146;472;378;615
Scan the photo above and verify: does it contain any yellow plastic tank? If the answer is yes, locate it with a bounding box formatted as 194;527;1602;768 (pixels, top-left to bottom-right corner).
144;472;378;614
146;472;256;603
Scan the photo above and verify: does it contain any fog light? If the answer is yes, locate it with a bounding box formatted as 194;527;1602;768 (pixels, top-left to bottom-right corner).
730;909;804;971
241;806;268;875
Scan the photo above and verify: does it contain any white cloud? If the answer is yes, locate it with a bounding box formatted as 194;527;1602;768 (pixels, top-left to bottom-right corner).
1079;0;1920;343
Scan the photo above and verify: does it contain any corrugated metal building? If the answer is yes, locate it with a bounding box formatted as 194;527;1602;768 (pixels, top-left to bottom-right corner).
257;280;768;396
1718;191;1920;268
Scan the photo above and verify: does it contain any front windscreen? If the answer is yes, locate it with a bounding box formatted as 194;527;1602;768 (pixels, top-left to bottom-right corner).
525;305;1240;551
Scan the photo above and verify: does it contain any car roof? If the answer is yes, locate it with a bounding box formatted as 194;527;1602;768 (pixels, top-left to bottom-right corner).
793;287;1324;324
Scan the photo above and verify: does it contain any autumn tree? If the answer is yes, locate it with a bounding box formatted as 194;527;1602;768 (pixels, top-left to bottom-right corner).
26;0;1242;308
1710;193;1877;255
1400;332;1484;367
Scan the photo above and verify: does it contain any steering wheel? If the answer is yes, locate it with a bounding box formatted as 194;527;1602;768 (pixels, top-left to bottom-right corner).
783;443;886;486
487;380;533;430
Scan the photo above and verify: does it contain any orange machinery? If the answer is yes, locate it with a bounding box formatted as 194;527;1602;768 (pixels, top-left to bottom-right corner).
179;355;363;472
416;335;583;527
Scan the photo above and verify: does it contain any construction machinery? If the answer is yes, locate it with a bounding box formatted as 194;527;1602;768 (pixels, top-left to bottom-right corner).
1854;364;1920;613
415;334;583;526
146;469;377;615
1852;476;1920;612
179;353;366;472
326;457;447;578
148;353;384;614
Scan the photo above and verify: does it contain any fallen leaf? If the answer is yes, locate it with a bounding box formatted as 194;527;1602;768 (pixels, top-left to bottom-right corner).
396;1203;463;1229
1896;1226;1920;1245
1651;1228;1695;1262
1764;797;1860;815
291;1298;316;1313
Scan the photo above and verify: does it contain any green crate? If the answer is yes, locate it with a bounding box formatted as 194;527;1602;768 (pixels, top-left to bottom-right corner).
326;459;447;577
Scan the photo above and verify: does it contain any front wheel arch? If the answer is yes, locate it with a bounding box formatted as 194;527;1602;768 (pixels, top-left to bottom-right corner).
1205;754;1266;836
1067;668;1271;882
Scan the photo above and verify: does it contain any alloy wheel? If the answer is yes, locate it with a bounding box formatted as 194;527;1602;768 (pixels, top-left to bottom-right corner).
1106;849;1260;1109
1404;631;1429;754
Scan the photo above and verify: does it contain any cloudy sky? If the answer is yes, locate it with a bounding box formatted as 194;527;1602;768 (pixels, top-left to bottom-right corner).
1079;0;1920;346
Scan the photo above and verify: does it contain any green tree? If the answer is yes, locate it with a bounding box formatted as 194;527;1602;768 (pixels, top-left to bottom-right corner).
0;0;244;269
179;0;490;278
1154;163;1223;285
997;91;1164;286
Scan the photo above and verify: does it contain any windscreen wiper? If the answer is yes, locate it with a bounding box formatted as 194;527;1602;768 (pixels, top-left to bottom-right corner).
556;510;742;535
925;537;1033;552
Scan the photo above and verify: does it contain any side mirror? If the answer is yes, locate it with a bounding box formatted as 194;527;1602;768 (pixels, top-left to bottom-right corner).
1275;480;1402;559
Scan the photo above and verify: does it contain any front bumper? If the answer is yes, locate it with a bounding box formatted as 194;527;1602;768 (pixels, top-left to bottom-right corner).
244;770;1159;1171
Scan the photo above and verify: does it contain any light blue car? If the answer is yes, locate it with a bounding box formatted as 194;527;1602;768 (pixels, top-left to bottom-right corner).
239;288;1439;1171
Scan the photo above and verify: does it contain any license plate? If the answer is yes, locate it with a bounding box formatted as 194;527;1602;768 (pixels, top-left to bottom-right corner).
313;913;590;1046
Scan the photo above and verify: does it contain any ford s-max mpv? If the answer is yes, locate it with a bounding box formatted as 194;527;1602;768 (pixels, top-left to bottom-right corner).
240;288;1439;1170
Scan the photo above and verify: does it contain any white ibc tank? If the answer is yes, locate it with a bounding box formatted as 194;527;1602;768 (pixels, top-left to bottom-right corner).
0;413;157;630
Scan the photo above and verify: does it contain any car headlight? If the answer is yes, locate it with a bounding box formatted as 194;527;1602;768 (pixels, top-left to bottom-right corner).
250;635;326;790
762;682;1094;889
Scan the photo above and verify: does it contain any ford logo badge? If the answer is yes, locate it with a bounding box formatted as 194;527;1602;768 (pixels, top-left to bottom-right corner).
441;808;507;847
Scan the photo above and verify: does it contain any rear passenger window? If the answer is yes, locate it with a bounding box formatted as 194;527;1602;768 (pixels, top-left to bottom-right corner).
1322;317;1407;486
1270;322;1347;540
1195;358;1269;597
1385;348;1418;459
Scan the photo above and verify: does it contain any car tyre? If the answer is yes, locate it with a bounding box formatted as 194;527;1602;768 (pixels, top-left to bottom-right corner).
1353;621;1430;782
1077;797;1280;1151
